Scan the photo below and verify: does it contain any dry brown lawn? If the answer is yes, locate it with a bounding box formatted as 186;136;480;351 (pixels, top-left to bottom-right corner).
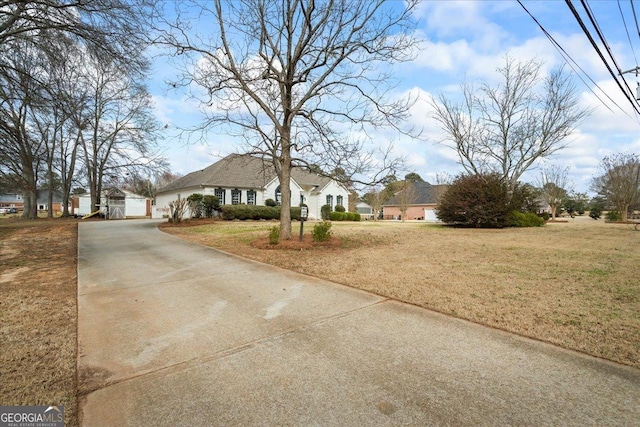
162;217;640;368
0;219;78;427
0;215;636;423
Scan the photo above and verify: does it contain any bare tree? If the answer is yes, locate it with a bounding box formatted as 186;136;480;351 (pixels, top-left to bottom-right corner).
591;153;640;223
0;37;47;219
537;164;572;220
159;0;418;240
433;171;453;204
361;186;387;221
431;56;589;192
0;0;154;68
396;180;417;222
77;52;163;212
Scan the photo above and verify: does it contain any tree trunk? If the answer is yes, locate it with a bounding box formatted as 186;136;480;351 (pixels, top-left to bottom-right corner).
19;155;38;219
47;174;54;218
621;204;629;222
278;164;293;240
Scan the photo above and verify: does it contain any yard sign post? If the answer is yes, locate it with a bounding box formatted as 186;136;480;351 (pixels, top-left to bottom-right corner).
299;206;308;241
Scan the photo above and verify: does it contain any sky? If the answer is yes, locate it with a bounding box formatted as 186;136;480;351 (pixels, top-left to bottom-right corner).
149;1;640;195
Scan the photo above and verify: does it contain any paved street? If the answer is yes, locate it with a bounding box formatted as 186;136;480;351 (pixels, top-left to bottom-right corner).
78;220;640;426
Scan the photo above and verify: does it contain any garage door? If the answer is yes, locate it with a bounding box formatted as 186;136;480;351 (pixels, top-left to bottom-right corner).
424;209;438;222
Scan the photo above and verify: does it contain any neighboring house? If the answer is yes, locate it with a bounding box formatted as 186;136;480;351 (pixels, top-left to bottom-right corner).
36;190;66;213
73;188;151;219
154;154;351;220
1;190;66;214
383;181;447;221
356;201;375;220
0;192;24;211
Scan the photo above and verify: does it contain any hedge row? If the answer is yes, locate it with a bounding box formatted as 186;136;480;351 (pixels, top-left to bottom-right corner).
329;211;361;221
220;205;303;220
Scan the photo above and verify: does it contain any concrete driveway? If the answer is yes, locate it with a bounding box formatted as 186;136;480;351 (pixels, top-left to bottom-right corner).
78;220;640;426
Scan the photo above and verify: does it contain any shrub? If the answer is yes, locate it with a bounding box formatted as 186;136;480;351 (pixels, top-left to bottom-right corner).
345;212;355;221
329;211;345;221
437;173;511;228
540;212;550;221
187;193;204;218
291;207;302;221
312;221;332;242
202;195;220;218
321;204;331;220
335;205;346;212
265;198;277;207
589;207;602;220
605;210;622;222
353;212;361;221
219;205;303;220
268;226;279;245
510;211;544;227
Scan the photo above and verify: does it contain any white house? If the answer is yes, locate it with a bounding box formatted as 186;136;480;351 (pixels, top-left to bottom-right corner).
155;154;351;220
75;188;151;219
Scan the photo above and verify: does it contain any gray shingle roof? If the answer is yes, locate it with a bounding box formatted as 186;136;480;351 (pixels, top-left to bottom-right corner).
157;154;335;194
384;181;444;206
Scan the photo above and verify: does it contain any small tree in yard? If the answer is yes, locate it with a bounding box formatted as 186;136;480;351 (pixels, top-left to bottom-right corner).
538;165;571;220
361;186;388;221
591;153;640;223
169;198;189;223
396;181;417;222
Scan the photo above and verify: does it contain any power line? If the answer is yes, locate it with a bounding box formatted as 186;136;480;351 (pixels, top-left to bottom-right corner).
618;0;638;65
565;0;640;115
580;0;639;110
517;0;624;115
630;0;640;44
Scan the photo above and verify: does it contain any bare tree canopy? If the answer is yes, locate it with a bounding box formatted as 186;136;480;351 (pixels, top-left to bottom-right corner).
0;0;154;66
430;56;590;191
537;164;572;220
158;0;419;240
591;153;640;223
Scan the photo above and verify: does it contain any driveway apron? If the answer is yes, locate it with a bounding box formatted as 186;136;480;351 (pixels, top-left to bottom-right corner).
78;220;640;426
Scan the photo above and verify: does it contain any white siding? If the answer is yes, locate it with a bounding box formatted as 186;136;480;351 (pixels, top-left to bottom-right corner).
154;177;347;221
313;180;350;219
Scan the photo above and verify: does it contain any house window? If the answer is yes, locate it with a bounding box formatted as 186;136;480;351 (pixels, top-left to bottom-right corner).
215;188;225;205
231;189;241;205
275;186;281;205
300;194;305;205
336;195;343;207
326;195;333;209
39;204;46;211
247;190;256;205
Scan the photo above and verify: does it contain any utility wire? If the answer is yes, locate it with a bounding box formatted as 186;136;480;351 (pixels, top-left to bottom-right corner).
517;0;623;115
618;0;638;65
566;0;640;115
630;0;640;43
581;0;638;109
